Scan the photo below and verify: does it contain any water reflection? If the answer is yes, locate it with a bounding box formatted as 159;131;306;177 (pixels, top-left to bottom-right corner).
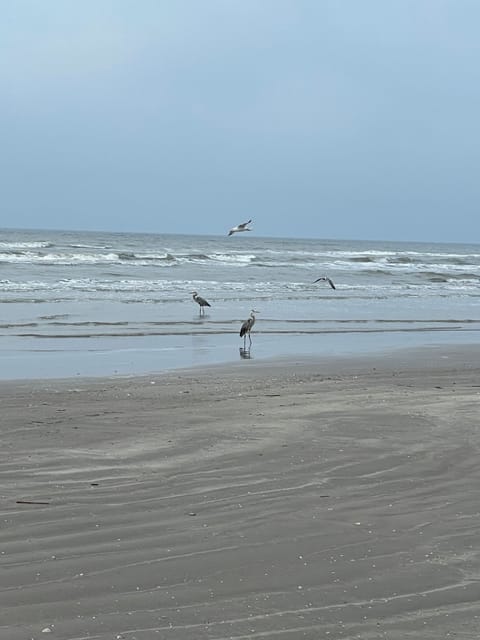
239;347;252;360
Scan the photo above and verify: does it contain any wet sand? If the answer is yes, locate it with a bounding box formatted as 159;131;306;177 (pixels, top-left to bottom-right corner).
1;345;480;639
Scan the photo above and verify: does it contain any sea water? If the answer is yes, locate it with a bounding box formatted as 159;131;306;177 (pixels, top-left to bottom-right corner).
1;228;479;379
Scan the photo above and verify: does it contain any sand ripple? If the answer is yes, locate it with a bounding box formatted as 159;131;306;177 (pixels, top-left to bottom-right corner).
1;347;480;638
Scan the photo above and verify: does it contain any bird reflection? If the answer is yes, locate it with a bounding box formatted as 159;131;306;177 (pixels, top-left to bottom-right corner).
239;347;252;360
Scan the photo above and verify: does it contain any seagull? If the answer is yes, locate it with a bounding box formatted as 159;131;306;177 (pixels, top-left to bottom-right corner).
313;276;336;290
228;219;252;236
240;309;259;347
191;291;211;315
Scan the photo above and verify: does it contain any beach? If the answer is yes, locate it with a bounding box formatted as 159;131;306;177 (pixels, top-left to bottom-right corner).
1;344;480;639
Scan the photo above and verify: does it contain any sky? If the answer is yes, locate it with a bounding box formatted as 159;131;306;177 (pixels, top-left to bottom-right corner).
2;0;480;242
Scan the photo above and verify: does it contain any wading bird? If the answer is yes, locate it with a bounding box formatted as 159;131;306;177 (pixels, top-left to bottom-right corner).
228;219;252;236
313;276;336;290
191;291;211;315
240;309;259;347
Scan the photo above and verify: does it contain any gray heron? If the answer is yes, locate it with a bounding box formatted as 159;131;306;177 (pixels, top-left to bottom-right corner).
191;291;211;315
314;276;336;290
228;219;252;236
240;309;259;347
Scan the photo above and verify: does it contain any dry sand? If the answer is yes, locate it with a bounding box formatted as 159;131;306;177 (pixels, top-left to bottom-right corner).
1;345;480;639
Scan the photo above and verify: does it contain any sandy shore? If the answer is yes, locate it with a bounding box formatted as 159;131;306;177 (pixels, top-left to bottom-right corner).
1;345;480;639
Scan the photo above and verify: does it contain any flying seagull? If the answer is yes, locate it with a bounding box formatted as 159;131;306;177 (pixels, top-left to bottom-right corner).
228;219;252;236
313;276;336;290
191;291;211;315
240;309;259;347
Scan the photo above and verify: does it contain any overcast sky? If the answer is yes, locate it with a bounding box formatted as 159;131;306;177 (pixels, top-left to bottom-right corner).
2;0;480;242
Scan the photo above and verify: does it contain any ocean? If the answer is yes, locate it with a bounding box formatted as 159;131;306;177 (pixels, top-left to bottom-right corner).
1;227;479;379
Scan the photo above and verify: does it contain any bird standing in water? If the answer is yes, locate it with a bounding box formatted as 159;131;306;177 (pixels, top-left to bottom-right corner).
191;291;211;315
240;309;259;347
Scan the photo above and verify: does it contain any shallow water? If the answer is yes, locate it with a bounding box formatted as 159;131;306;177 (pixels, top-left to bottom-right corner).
1;228;479;378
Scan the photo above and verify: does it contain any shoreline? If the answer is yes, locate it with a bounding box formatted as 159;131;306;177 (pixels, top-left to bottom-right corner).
1;341;479;388
1;344;480;638
1;328;479;382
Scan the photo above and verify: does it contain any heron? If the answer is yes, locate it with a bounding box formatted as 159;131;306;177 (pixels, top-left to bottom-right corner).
191;291;211;315
228;219;252;236
313;276;336;290
240;309;259;347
